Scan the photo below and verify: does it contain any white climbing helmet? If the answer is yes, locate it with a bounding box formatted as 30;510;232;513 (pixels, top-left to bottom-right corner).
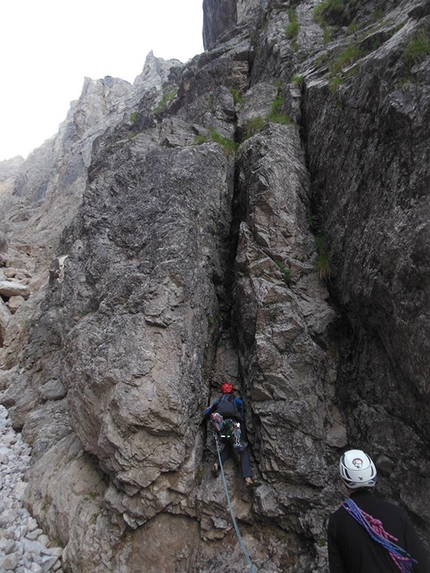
339;449;377;489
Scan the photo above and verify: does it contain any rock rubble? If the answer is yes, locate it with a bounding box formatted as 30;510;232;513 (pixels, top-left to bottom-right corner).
0;405;64;573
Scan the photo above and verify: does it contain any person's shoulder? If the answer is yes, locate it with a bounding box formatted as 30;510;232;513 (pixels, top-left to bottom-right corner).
329;503;347;519
355;490;409;519
376;495;409;517
328;503;348;532
208;396;221;408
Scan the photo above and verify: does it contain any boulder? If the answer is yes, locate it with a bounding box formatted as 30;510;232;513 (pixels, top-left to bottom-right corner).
6;296;25;314
0;280;30;299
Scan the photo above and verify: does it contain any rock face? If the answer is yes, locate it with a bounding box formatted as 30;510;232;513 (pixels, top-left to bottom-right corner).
0;0;429;572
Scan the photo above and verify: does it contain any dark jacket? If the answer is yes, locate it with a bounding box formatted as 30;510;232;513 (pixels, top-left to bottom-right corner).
328;489;430;573
203;394;245;422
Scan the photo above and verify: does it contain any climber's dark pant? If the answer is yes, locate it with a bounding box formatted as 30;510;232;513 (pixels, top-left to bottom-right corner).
219;439;252;479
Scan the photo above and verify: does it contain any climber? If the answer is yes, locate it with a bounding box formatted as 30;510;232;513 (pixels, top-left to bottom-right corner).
327;449;430;573
203;382;259;488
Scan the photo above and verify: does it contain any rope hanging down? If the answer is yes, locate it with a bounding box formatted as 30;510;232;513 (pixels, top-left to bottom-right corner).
215;436;258;573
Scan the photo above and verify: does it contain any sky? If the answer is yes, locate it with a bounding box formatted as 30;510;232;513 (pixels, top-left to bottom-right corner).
0;0;204;162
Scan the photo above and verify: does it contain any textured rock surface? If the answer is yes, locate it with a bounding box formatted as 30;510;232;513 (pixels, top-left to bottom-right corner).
0;0;429;571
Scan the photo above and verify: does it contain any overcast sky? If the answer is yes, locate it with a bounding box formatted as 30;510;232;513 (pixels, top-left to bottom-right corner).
0;0;204;162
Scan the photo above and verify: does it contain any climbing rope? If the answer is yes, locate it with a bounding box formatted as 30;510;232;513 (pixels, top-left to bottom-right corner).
343;498;417;573
214;435;258;573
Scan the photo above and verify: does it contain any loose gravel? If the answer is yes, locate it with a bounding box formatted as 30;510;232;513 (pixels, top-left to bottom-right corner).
0;405;64;573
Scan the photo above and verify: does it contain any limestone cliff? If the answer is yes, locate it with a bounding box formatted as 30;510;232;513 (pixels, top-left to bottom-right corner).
0;0;429;571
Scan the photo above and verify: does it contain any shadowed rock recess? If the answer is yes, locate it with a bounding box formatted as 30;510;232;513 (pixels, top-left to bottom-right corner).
0;0;429;571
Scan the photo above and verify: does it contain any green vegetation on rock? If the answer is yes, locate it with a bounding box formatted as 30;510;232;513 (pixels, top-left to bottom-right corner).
154;88;178;115
402;25;430;67
274;260;292;285
313;0;359;28
291;74;304;86
329;43;363;76
268;84;291;125
194;128;238;155
244;116;268;138
286;8;299;49
230;87;244;106
129;112;139;125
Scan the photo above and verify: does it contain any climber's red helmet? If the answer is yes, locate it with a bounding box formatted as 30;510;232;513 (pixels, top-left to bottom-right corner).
221;382;234;394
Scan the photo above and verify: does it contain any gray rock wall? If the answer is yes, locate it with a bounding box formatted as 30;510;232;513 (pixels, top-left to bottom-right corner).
302;1;430;530
0;0;429;571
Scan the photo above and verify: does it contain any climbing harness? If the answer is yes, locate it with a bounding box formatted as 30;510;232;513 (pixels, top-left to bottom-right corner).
211;413;247;451
214;434;258;573
343;498;418;573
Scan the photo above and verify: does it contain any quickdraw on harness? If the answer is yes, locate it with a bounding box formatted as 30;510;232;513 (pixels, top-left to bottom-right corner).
342;498;418;573
211;413;247;451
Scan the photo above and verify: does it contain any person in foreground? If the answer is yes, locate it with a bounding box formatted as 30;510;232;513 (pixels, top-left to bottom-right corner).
328;449;430;572
203;382;259;487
